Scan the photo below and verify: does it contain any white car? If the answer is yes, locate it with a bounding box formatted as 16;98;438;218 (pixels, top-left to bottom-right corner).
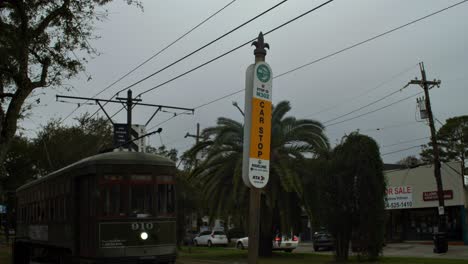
193;230;228;247
236;234;299;252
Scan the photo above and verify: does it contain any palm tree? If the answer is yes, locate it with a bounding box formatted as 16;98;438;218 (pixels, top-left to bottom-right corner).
185;100;329;255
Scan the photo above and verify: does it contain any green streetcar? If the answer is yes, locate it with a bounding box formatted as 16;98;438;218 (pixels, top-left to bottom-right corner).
13;151;177;264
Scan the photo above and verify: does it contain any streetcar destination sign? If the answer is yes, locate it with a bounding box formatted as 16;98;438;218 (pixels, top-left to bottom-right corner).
242;62;272;188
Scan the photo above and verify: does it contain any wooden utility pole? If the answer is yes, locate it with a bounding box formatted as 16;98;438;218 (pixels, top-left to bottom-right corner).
407;62;446;246
185;123;202;166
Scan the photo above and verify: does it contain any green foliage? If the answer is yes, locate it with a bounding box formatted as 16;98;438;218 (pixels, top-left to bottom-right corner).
184;100;329;256
397;155;421;167
420;116;468;163
0;0;141;169
145;145;178;162
0;136;37;191
33;114;113;175
420;115;468;184
318;133;386;262
175;171;203;247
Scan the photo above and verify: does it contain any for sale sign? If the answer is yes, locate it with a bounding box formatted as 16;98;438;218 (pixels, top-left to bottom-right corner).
242;62;272;188
385;186;413;209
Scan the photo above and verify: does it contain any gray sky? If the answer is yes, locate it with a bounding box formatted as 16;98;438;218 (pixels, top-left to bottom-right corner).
20;0;468;164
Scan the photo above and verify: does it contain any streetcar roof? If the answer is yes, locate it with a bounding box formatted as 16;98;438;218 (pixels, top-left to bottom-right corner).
17;151;175;192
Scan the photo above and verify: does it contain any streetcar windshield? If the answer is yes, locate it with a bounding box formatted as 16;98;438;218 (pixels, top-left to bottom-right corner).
99;174;175;218
101;175;126;217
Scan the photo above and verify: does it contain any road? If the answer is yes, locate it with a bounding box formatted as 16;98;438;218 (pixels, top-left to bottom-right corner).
295;242;468;260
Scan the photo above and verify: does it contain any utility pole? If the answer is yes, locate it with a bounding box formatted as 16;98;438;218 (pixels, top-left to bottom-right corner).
407;62;446;252
116;90;141;150
57;91;194;151
185;123;203;166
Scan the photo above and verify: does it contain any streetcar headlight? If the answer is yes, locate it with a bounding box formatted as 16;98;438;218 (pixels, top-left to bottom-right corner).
140;232;148;240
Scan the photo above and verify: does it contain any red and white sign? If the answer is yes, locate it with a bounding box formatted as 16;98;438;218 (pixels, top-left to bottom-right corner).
423;190;453;201
385;186;413;210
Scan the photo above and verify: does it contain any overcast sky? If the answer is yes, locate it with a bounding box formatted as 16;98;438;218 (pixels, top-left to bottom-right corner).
20;0;468;164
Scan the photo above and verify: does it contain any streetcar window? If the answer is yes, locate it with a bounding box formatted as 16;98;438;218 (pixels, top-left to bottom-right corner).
101;184;125;217
130;185;154;217
157;184;175;215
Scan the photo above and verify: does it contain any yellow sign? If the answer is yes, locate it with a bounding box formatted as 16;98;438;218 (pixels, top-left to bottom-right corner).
242;62;272;189
249;98;271;160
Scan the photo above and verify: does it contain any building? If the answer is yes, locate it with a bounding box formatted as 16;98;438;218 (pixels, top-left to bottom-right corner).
384;162;468;244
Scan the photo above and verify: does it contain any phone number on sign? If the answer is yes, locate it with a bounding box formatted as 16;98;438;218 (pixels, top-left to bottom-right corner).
385;201;412;209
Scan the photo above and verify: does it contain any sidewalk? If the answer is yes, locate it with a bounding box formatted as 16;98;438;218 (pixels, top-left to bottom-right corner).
297;242;468;260
383;242;468;260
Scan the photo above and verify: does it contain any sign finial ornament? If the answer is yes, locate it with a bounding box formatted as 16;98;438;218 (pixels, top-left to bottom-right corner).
252;32;270;57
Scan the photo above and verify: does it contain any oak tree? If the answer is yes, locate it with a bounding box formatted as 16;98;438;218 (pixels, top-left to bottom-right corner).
0;0;140;166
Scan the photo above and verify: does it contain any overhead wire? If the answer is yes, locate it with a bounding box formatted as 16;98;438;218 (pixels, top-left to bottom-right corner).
325;91;423;127
136;0;335;97
123;0;290;97
323;84;409;124
381;136;429;149
148;0;466;130
62;0;240;122
302;63;418;118
381;145;423;156
361;121;420;133
115;0;336;121
273;0;468;79
124;0;467;135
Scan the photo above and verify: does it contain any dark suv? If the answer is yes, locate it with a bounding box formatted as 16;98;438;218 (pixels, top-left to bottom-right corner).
312;230;334;251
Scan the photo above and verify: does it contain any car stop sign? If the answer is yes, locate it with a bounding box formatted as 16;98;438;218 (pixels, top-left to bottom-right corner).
242;62;272;189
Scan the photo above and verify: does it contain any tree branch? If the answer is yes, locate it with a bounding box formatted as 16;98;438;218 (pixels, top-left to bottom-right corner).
31;58;50;88
0;93;14;99
32;0;71;38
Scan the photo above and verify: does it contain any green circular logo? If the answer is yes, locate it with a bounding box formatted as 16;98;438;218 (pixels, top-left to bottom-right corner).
256;64;270;83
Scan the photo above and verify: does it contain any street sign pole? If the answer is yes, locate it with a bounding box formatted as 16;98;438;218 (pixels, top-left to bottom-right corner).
243;32;272;264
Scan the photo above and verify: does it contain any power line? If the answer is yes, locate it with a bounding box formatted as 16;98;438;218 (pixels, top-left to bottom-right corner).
323;84;408;124
273;0;468;79
62;0;238;122
381;137;429;149
136;0;335;97
90;0;294;121
148;89;244;130
123;0;291;97
303;64;417;118
381;145;423;156
150;0;465;130
361;121;419;133
113;0;335;119
325;91;423;127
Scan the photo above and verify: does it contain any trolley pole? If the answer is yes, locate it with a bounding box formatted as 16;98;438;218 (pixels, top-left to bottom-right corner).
407;62;446;252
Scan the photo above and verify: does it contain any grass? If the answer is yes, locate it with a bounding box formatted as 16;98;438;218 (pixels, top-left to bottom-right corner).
0;232;12;264
0;245;11;264
177;247;468;264
0;243;466;264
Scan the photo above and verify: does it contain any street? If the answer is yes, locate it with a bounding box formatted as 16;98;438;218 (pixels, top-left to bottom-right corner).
294;242;468;260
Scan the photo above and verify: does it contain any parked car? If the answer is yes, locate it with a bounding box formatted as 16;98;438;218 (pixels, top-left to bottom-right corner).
226;227;246;242
193;230;228;247
236;234;300;252
183;230;199;245
312;230;334;251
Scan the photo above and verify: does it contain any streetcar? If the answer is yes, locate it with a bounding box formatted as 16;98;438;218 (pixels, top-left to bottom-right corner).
13;151;177;264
